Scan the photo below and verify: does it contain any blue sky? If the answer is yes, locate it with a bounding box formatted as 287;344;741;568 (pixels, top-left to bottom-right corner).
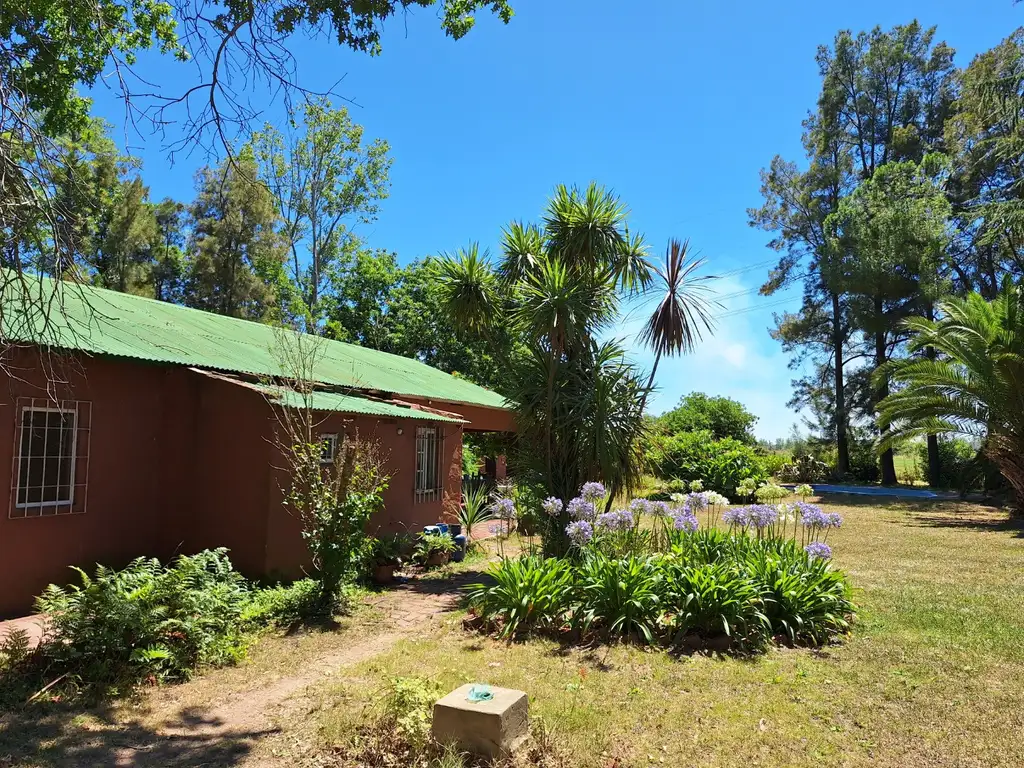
87;1;1022;439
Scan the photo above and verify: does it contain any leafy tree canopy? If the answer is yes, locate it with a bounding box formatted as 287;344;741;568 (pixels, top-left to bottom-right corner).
653;392;759;445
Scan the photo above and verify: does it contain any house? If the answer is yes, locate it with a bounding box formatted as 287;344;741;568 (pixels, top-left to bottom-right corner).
0;277;514;617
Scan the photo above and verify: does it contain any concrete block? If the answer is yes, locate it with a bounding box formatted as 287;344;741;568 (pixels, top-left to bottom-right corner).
432;683;529;758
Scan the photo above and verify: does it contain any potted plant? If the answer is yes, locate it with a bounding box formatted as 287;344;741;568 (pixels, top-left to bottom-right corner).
367;535;403;584
415;532;456;568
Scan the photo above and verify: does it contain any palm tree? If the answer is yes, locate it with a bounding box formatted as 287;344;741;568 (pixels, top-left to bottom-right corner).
877;283;1024;513
435;183;653;553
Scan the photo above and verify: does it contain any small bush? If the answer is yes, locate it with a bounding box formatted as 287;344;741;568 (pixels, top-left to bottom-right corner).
915;437;978;489
847;438;880;482
243;578;333;628
32;549;251;698
779;455;831;483
577;554;662;643
759;452;790;478
466;556;574;638
466;517;855;654
459;481;494;540
742;540;853;644
647;430;767;496
660;560;767;646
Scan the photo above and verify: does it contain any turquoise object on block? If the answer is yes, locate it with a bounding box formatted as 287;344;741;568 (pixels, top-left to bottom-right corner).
466;684;494;702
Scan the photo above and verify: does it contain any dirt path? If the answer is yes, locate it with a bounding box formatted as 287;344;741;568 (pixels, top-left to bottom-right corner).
109;576;474;767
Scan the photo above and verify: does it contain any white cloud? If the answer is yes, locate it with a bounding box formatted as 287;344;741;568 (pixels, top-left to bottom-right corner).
716;343;747;369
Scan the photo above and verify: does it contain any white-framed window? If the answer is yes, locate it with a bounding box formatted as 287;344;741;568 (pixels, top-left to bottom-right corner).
320;433;338;464
11;399;91;518
414;426;443;503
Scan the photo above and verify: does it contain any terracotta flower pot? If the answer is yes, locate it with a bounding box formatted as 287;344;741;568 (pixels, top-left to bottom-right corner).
373;564;396;585
426;551;450;567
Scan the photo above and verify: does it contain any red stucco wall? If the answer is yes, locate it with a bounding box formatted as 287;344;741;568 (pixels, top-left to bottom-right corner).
0;351;191;615
262;409;465;579
0;350;490;616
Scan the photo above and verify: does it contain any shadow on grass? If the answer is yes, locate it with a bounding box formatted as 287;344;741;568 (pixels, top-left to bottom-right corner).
0;700;274;767
822;493;1024;538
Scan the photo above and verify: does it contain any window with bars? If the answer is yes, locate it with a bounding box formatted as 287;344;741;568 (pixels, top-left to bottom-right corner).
320;433;338;464
11;399;91;518
414;426;443;503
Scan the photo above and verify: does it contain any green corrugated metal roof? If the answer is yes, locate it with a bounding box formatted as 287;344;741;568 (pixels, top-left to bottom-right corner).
254;383;464;423
3;274;508;410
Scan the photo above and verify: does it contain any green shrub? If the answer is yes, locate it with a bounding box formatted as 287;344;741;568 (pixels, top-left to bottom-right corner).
759;452;789;478
381;677;443;750
243;578;330;628
646;430;767;495
915;437;978;489
847;436;880;482
779;455;831;483
659;560;768;645
33;549;251;698
415;532;457;565
465;529;855;653
576;554;663;643
466;556;574;638
742;540;853;644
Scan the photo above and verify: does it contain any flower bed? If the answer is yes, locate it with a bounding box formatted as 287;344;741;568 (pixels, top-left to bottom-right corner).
466;483;854;652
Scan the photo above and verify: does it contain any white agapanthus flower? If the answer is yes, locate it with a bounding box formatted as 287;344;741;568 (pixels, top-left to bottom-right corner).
705;491;730;507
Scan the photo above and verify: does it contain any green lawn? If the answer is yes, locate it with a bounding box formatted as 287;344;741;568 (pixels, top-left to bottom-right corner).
314;497;1024;767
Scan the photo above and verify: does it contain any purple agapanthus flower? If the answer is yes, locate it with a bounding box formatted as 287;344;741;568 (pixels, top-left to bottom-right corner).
542;497;563;517
567;497;596;522
650;500;672;517
805;541;833;560
596;508;634;532
492;498;516;520
826;512;843;528
629;498;652;517
797;502;829;528
580;482;606;503
747;504;779;529
684;491;710;513
566;520;594;547
673;511;699;533
721;506;748;527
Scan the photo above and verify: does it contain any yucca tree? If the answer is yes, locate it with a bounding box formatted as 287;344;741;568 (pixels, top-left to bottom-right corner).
435;183;654;554
877;283;1024;513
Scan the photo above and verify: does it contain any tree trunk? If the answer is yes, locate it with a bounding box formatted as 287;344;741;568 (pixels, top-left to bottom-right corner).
924;306;940;487
987;438;1024;518
831;293;850;477
874;306;897;486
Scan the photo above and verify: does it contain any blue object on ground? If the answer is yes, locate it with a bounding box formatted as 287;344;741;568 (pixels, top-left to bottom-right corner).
436;523;450;535
452;533;468;562
811;484;944;498
423;525;442;536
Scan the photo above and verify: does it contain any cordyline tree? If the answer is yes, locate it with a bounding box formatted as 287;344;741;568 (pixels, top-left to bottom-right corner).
435;184;714;554
877;283;1024;516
